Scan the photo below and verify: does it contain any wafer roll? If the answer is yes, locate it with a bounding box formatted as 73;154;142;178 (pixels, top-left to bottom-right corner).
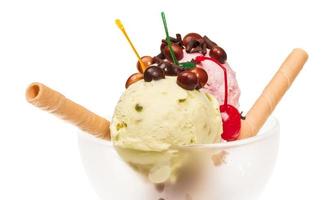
26;83;110;140
239;48;308;139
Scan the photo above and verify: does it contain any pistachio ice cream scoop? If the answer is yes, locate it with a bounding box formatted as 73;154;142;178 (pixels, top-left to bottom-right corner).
111;76;222;151
110;76;222;183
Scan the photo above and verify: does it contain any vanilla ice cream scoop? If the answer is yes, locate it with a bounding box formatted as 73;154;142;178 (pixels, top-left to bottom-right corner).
111;76;222;152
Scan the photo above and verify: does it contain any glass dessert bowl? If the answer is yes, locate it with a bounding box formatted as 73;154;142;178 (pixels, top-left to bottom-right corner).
25;13;307;200
78;117;279;200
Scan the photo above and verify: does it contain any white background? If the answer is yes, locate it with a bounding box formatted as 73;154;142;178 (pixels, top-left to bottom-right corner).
1;0;326;199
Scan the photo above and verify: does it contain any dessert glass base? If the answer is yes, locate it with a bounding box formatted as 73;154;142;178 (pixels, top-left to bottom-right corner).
78;117;279;200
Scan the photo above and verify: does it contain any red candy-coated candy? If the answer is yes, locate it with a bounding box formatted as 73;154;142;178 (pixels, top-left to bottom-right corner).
220;104;241;141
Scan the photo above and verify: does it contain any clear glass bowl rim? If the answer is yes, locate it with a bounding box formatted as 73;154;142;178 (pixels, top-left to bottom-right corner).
78;117;279;150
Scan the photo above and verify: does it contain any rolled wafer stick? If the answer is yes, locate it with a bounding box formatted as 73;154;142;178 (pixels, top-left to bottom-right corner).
239;48;308;139
26;83;111;140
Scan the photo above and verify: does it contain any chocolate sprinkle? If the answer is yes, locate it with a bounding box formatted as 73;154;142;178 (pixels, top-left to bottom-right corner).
201;42;207;55
156;53;166;60
203;35;218;49
176;33;182;42
186;39;200;53
175;34;184;48
154;56;165;64
185;38;208;54
170;37;178;43
162;34;183;48
190;46;203;53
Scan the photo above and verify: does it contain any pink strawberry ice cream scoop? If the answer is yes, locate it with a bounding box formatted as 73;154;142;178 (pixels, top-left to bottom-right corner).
181;51;240;108
135;33;240;108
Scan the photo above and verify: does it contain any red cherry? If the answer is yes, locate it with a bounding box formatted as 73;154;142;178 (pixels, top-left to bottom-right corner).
220;104;241;141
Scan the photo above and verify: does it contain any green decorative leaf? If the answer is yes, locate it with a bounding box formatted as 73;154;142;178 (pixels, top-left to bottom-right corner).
180;62;196;69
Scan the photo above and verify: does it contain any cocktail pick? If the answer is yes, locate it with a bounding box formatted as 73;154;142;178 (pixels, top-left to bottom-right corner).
161;12;179;66
115;19;146;72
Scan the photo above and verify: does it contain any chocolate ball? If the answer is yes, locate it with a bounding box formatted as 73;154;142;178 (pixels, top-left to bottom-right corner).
209;46;227;64
144;66;165;82
163;43;184;61
183;33;203;47
137;56;154;73
125;73;144;88
158;62;183;76
191;67;208;88
177;71;199;90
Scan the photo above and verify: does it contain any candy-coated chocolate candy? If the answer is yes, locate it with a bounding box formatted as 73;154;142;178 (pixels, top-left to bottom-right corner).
183;33;202;47
144;66;165;82
177;71;199;90
137;56;154;73
164;43;184;61
125;73;144;88
191;67;208;88
209;46;227;64
158;62;183;76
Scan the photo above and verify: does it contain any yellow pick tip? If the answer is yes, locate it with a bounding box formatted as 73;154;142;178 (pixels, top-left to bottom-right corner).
115;19;124;30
